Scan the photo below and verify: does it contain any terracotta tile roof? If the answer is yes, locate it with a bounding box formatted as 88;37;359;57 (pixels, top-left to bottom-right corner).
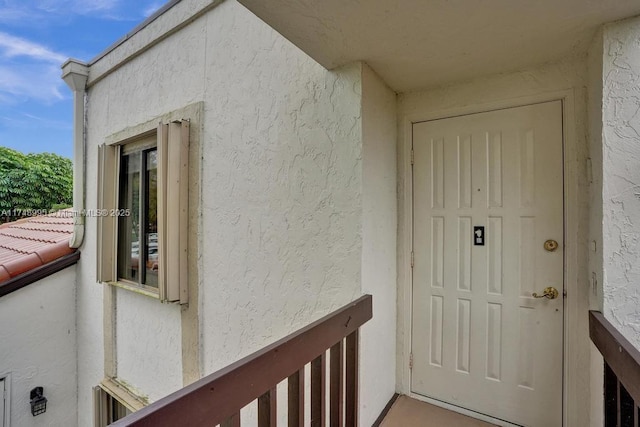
0;209;76;284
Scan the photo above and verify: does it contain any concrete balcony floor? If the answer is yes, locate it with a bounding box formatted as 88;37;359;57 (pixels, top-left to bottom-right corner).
381;395;496;427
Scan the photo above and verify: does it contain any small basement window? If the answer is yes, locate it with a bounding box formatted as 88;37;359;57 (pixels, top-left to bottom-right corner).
93;377;148;427
93;386;133;426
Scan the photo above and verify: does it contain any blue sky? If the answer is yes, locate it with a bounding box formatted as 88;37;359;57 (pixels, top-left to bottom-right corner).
0;0;166;159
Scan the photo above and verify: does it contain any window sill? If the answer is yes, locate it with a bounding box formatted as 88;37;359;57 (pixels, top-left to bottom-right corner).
106;280;160;299
100;377;148;411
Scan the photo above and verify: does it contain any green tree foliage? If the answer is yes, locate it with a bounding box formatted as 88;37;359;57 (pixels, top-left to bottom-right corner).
0;146;73;213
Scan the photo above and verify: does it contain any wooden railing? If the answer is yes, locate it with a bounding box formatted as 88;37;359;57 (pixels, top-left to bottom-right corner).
590;311;640;427
110;294;373;427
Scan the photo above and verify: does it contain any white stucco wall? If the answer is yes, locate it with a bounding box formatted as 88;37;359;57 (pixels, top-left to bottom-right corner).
78;0;381;423
397;58;592;427
197;0;362;371
600;16;640;349
115;290;183;402
74;221;105;426
0;268;77;427
360;64;397;426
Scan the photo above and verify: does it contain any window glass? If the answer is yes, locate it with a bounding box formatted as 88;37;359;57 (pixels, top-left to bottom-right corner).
109;397;131;423
117;152;140;283
145;150;158;287
95;386;132;427
117;147;158;288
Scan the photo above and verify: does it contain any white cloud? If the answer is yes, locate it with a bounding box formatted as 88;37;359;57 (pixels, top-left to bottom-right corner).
0;1;167;104
0;0;167;25
34;0;121;14
0;32;66;64
21;112;73;130
143;1;164;18
0;7;31;23
70;0;120;13
0;32;67;104
0;64;65;103
34;0;162;19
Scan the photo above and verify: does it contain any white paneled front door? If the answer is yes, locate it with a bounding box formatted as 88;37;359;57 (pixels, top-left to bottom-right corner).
411;101;564;426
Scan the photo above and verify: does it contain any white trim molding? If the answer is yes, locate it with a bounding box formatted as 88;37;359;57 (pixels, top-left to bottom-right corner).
0;372;11;427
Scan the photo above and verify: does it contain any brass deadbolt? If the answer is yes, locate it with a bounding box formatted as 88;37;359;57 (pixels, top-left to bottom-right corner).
544;239;559;252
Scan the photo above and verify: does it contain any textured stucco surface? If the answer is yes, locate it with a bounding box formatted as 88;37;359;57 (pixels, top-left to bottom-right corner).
398;59;592;426
360;63;397;426
78;0;377;423
116;290;183;402
0;268;77;427
87;0;215;84
601;16;640;348
74;227;104;427
198;0;362;371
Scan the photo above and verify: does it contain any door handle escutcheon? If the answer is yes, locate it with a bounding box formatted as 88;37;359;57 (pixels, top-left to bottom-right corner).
532;287;559;300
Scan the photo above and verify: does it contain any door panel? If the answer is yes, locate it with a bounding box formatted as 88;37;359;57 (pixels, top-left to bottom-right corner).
411;101;564;427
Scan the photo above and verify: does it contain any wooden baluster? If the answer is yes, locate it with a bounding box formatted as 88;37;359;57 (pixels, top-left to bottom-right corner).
311;353;326;427
345;330;358;427
288;369;305;427
620;381;635;427
258;388;277;427
619;377;622;427
330;341;344;427
221;412;240;427
604;363;615;427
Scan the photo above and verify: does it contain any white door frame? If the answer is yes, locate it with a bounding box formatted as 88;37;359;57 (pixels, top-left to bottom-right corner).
0;373;11;427
397;89;583;426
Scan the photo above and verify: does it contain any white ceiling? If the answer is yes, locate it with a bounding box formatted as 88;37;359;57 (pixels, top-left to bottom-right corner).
237;0;640;92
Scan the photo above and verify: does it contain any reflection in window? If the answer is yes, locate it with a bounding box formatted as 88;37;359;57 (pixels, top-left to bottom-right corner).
145;150;158;287
117;147;158;288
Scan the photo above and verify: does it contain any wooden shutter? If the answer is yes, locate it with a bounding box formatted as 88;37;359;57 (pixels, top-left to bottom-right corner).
97;144;118;283
157;121;189;303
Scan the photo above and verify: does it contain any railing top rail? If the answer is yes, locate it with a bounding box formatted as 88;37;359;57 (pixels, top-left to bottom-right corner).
589;310;640;403
111;294;372;427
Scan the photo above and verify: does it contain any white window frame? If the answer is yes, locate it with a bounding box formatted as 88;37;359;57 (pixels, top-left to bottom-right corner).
97;120;190;304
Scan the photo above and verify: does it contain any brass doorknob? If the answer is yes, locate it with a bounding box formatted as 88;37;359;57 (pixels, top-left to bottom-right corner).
532;287;559;300
544;239;559;252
